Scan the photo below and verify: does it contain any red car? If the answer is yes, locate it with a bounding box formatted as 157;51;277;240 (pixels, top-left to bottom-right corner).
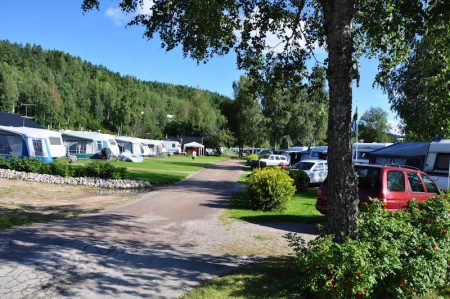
316;164;440;214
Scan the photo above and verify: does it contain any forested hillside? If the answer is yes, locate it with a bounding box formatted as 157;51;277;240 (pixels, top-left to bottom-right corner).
0;40;229;138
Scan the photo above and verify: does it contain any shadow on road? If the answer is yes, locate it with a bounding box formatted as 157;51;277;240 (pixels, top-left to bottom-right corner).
0;213;248;297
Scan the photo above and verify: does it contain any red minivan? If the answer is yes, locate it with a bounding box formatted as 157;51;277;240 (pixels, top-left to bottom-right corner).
316;164;440;214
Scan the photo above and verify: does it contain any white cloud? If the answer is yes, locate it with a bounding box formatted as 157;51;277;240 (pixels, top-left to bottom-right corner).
105;6;127;26
105;0;154;26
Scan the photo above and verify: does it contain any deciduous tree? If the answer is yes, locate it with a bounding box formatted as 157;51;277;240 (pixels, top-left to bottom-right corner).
82;0;436;240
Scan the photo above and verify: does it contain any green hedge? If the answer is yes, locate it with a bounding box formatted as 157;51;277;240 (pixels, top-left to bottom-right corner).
288;194;450;298
0;157;127;180
246;167;295;211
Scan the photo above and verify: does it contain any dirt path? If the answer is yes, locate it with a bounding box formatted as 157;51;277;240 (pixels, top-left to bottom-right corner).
0;159;316;298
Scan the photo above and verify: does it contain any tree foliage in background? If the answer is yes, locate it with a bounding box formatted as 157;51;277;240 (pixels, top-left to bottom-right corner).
382;9;450;141
0;40;228;138
358;107;391;143
82;0;441;240
226;76;266;153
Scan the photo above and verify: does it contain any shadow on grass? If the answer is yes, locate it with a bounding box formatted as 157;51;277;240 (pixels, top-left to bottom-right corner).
0;205;98;230
185;256;302;299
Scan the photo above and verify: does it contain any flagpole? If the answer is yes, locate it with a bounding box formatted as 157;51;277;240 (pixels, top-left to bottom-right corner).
355;100;358;163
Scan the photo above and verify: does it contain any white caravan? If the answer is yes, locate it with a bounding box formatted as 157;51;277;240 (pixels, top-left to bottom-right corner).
0;125;66;162
164;140;181;155
423;140;450;190
352;143;392;164
115;136;144;156
61;130;120;158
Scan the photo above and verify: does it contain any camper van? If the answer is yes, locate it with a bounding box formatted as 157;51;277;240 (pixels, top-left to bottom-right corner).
61;130;120;159
352;143;392;164
423;140;450;190
0;126;66;162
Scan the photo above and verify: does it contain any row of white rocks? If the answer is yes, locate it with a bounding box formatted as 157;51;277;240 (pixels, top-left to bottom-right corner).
0;168;152;189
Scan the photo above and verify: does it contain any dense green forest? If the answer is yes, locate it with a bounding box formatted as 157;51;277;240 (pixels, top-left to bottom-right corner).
0;40;229;138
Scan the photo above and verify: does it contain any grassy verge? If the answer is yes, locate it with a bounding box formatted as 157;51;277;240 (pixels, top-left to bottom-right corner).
0;207;89;230
61;155;227;187
184;256;450;299
184;257;300;299
222;188;325;224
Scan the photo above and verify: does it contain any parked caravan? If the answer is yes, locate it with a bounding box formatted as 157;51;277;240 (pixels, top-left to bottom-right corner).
352;143;392;164
142;140;166;156
61;130;120;159
164;140;181;155
0;125;61;162
115;136;144;156
423;140;450;190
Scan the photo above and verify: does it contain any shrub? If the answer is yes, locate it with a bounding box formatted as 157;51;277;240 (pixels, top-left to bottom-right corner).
288;169;310;192
246;167;295;211
288;194;450;299
0;157;127;180
246;154;259;166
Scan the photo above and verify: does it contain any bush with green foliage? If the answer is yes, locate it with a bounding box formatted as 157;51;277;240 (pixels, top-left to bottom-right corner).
246;167;295;211
288;169;310;192
288;194;450;298
0;157;127;180
246;153;259;163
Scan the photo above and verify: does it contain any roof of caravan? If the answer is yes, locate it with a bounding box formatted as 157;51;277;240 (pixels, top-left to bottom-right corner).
352;143;393;149
0;112;43;128
61;130;109;141
115;136;142;143
369;142;430;157
142;139;165;145
429;140;450;152
0;125;62;137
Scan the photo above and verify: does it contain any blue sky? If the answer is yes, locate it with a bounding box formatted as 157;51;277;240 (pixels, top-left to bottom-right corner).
0;0;399;128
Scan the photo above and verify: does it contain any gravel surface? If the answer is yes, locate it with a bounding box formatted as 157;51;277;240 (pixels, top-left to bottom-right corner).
0;159;317;298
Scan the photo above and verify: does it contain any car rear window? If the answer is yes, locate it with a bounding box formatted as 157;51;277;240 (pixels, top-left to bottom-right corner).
387;171;405;192
422;175;439;194
355;166;381;191
408;172;425;192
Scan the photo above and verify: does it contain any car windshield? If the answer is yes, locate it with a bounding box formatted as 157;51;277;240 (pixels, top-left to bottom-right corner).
260;154;270;159
291;162;314;170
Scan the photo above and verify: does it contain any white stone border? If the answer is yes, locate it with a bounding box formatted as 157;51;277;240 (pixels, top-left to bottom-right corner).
0;169;151;189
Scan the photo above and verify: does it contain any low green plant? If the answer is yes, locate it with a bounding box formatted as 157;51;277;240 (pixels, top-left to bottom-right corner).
288;169;310;192
246;167;295;211
288;194;450;298
0;157;127;180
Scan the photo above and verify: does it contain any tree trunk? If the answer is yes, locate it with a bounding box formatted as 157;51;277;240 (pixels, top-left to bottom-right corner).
321;0;359;241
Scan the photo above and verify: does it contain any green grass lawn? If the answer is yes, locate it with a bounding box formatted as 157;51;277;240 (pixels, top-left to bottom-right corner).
184;256;450;299
184;257;301;299
64;156;227;187
222;188;325;224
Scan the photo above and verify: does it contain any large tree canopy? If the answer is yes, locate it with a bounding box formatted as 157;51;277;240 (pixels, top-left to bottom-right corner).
82;0;441;240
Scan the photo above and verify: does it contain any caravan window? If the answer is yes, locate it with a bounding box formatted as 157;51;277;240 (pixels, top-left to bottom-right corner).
32;139;45;157
67;141;88;154
434;154;450;171
0;134;23;156
109;139;117;146
49;137;62;145
97;141;104;151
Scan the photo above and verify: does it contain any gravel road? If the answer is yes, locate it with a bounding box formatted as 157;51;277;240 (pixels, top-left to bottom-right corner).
0;159;317;298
